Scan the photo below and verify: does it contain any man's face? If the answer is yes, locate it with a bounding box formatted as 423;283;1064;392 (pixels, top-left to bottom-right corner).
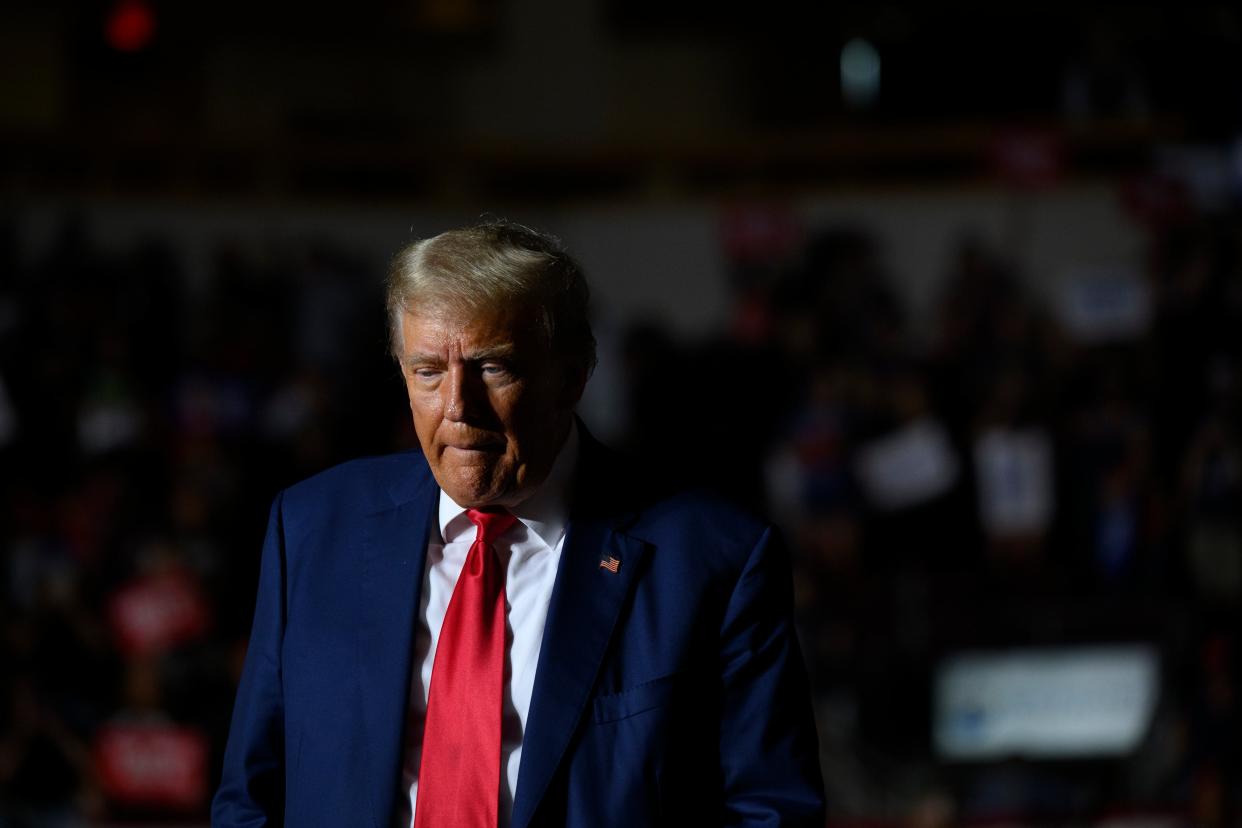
399;302;581;508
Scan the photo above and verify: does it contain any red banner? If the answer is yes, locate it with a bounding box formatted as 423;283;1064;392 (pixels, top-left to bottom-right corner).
108;569;211;658
94;721;209;810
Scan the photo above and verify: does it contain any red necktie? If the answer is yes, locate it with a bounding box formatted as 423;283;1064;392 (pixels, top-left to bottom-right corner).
414;508;516;828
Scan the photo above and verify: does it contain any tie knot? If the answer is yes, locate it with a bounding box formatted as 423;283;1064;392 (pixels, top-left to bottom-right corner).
466;508;517;544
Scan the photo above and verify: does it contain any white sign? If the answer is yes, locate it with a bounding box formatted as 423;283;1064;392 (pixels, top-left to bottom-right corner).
855;418;959;511
935;645;1158;760
974;427;1054;537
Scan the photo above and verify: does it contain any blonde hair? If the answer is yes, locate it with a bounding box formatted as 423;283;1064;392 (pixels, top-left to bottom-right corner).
386;220;596;375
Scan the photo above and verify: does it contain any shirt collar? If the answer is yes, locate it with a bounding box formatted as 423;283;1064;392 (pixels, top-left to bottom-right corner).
437;420;578;550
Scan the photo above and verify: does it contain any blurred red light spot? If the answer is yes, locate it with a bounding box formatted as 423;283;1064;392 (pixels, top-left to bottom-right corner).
106;0;156;53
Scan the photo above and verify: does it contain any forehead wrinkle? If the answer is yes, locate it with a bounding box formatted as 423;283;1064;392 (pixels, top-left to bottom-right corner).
402;342;517;366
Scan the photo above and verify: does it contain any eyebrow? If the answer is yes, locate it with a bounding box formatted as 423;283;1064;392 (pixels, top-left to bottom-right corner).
402;344;517;367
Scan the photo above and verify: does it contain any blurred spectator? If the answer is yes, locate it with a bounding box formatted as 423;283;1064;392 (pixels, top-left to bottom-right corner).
92;659;210;821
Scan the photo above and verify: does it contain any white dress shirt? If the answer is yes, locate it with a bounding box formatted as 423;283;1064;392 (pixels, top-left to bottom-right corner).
396;424;578;828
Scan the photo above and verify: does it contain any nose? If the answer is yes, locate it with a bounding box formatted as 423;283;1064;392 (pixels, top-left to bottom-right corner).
442;364;484;424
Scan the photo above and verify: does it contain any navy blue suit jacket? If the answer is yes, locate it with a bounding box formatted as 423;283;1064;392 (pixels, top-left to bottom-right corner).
213;432;825;827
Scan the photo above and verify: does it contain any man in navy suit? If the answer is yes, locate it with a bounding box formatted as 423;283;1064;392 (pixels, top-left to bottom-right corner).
212;222;824;827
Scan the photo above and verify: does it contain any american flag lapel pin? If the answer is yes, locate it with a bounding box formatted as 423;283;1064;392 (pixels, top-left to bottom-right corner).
599;555;621;574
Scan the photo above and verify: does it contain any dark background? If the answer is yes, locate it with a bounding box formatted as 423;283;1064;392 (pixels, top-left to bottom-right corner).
2;1;1241;825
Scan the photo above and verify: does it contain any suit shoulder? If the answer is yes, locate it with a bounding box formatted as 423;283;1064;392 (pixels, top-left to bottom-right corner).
279;450;431;523
635;488;772;559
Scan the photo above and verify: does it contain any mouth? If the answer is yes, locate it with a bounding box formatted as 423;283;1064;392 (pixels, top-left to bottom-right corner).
443;440;504;454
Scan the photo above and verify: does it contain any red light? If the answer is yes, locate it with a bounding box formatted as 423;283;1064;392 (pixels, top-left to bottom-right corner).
106;0;156;53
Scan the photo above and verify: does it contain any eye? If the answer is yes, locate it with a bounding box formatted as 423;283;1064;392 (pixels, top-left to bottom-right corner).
412;367;441;381
481;362;510;377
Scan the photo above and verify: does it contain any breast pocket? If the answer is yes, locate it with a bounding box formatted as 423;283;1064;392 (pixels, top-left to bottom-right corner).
591;673;680;724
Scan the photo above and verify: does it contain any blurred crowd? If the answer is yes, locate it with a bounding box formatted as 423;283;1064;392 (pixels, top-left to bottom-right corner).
0;191;1239;826
0;217;407;826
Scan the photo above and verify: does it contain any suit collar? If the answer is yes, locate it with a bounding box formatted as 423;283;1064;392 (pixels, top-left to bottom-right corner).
359;457;438;828
510;516;648;828
510;421;651;828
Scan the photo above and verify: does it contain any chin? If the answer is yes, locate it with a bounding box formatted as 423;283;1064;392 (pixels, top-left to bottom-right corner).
433;458;520;507
443;478;502;508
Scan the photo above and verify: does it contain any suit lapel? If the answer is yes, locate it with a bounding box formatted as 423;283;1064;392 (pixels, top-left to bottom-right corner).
510;514;649;828
358;470;438;828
